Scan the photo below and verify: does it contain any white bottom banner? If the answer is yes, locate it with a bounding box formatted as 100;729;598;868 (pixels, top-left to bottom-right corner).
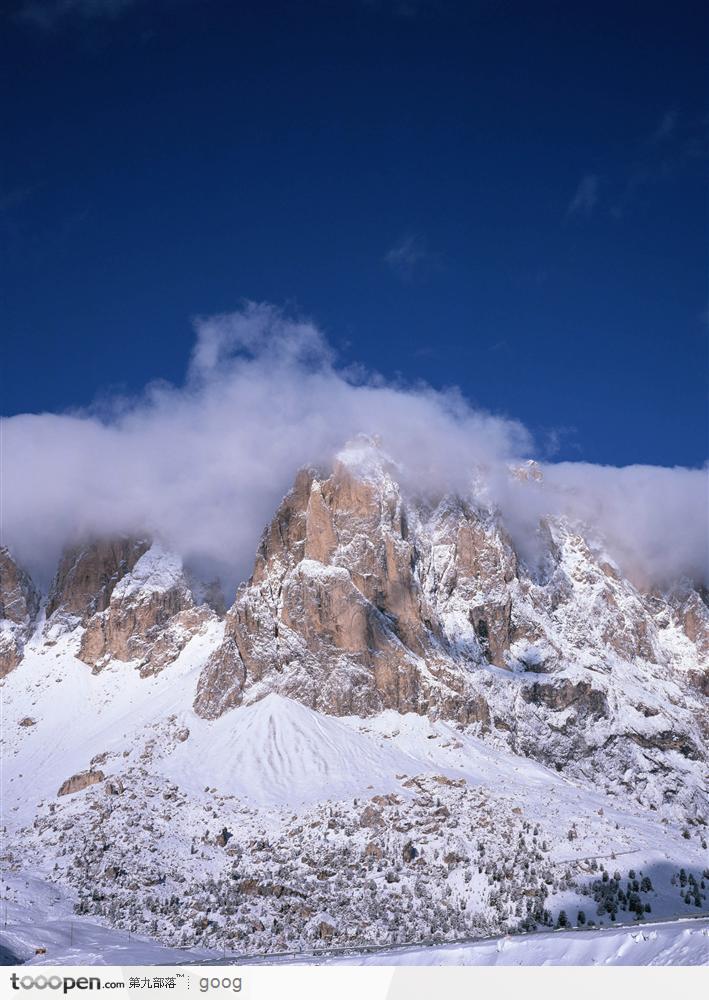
3;966;708;1000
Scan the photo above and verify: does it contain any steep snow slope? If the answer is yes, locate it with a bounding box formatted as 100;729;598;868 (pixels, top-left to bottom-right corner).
163;694;419;807
110;544;186;601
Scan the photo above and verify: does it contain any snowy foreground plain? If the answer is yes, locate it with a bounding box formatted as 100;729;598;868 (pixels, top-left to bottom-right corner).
1;875;707;966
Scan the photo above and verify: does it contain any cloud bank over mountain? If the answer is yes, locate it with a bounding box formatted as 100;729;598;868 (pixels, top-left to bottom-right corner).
2;302;706;593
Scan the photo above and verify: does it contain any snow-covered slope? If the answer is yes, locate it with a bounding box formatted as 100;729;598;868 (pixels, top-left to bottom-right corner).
2;619;708;962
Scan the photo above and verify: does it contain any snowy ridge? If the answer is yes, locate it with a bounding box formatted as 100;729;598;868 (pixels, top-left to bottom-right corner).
111;544;186;602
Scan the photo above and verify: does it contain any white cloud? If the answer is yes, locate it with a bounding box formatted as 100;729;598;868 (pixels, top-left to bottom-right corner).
1;302;706;595
566;173;600;219
498;462;709;591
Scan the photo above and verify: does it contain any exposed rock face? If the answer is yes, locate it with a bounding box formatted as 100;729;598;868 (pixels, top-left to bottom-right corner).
0;548;39;625
57;770;105;797
47;538;150;623
194;440;708;814
78;544;214;676
194;450;493;720
0;547;39;677
6;536;217;678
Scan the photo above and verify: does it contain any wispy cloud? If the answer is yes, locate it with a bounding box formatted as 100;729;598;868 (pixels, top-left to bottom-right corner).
384;233;439;281
612;113;709;218
16;0;140;30
566;112;708;224
540;425;580;459
651;110;678;144
565;174;599;219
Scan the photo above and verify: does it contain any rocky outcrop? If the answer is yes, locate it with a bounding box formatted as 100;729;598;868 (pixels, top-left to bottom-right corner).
47;537;150;623
198;444;649;727
423;494;517;666
0;632;24;677
674;588;709;660
78;544;214;676
57;770;105;797
0;547;39;677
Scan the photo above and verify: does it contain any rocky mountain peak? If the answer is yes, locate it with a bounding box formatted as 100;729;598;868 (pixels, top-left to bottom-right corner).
191;452;707;815
78;542;216;676
192;453;536;722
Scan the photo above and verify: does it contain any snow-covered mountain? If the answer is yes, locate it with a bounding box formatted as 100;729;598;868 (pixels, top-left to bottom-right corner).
1;439;707;962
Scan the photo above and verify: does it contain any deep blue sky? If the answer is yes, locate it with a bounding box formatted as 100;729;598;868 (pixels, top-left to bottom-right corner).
2;0;707;467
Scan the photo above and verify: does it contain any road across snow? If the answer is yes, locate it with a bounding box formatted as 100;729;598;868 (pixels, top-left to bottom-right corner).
267;918;709;967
